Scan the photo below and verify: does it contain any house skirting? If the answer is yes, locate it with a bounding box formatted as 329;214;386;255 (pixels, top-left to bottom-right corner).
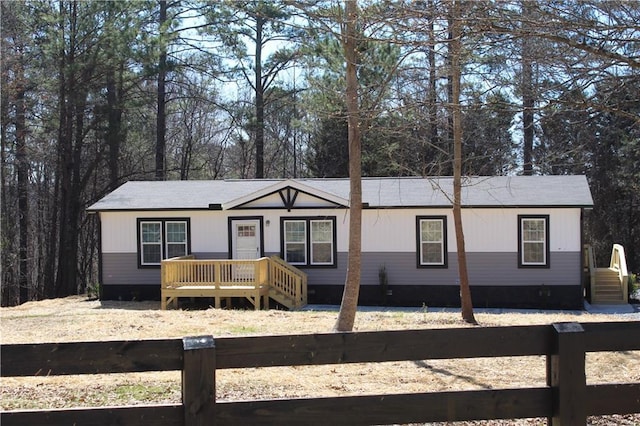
308;284;584;310
101;283;583;310
101;284;161;302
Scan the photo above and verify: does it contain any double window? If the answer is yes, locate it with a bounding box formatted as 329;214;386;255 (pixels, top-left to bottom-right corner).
138;218;190;267
416;216;447;268
282;217;336;266
518;215;549;268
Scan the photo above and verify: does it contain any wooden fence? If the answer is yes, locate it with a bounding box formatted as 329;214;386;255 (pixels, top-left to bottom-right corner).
2;321;640;425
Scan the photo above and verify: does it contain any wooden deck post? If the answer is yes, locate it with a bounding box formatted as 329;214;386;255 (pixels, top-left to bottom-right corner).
547;322;586;425
183;336;216;426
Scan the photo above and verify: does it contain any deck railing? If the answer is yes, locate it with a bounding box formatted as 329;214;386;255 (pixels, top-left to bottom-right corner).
610;244;629;303
162;256;269;288
161;256;305;309
3;322;640;425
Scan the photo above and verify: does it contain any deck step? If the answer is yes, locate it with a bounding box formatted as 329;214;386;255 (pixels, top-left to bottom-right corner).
592;268;625;304
592;299;626;305
268;288;300;310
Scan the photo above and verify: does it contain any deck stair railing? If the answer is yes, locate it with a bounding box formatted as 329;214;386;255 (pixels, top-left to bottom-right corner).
268;255;308;308
584;244;598;302
161;255;306;310
584;244;629;305
609;244;629;303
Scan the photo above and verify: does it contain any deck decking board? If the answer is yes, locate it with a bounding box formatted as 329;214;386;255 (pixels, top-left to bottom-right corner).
161;256;306;310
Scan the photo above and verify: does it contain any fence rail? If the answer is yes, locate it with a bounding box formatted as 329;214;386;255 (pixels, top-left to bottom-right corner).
2;321;639;425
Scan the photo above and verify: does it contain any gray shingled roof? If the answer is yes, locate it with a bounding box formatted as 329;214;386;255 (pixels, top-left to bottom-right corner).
87;175;593;211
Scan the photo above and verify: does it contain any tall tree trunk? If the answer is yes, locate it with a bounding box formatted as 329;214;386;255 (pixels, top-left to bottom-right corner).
37;167;56;300
521;0;534;175
335;0;362;332
445;21;454;176
0;42;13;305
44;3;68;297
293;73;300;178
106;63;123;190
255;15;265;179
427;0;438;160
16;57;29;304
54;0;79;298
156;0;167;181
450;0;476;325
179;135;192;180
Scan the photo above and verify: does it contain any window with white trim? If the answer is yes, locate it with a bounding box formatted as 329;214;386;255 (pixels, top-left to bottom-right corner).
138;218;190;267
282;217;336;267
140;221;162;265
166;221;188;258
518;215;549;268
311;220;333;265
416;216;447;267
284;220;307;264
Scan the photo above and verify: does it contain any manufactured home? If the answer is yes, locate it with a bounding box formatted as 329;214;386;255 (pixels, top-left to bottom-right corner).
87;175;594;309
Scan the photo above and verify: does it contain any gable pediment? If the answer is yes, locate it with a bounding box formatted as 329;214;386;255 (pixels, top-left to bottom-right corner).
222;180;349;211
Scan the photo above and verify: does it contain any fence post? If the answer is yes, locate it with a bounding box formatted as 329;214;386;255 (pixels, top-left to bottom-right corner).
183;336;216;426
547;322;586;425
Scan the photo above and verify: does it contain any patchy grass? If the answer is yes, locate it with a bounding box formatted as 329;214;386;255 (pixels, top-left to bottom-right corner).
1;296;639;425
114;383;175;403
227;324;262;334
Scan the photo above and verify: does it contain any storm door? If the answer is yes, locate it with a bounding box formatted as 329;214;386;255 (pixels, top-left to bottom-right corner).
230;219;262;281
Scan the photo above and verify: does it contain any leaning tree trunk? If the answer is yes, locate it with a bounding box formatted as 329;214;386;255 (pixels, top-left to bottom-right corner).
335;0;362;332
450;0;476;324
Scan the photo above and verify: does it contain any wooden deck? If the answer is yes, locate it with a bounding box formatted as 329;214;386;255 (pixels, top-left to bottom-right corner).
161;255;307;310
585;244;629;305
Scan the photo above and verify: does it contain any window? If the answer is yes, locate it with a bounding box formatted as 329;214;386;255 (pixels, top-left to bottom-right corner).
237;225;256;237
416;216;447;268
518;215;549;268
281;217;336;267
166;221;188;258
138;218;190;267
311;220;333;264
141;221;162;265
284;220;307;264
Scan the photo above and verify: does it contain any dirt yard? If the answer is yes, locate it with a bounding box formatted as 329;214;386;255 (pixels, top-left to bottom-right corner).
2;296;639;425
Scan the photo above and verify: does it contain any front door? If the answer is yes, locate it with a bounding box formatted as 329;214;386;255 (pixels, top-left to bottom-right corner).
232;220;261;260
231;219;262;281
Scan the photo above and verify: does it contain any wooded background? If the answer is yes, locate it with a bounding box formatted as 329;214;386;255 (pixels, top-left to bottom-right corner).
2;0;638;306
